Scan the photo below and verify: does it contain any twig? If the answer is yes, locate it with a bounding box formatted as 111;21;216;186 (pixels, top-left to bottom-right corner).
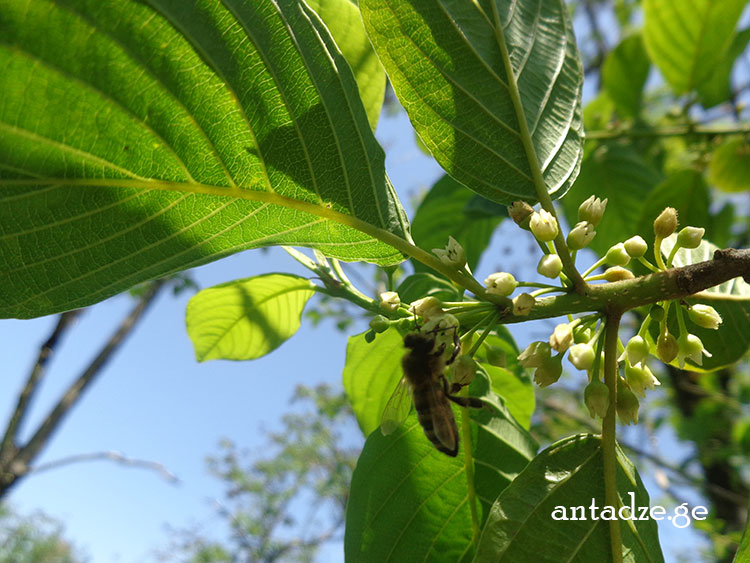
28;450;179;483
586;122;750;141
0;310;82;462
2;279;166;495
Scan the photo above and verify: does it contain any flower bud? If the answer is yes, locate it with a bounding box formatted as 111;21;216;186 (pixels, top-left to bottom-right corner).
529;210;559;242
677;333;712;368
568;343;595;371
409;297;443;321
549;323;574;353
688;304;722;330
369;315;390;333
623;235;648;258
584;380;610;418
619;335;650;366
507;201;534;230
574;327;594;344
649;305;665;323
657;331;678;363
625;363;660;397
578;195;608;227
566;221;596;250
432;236;467;269
605;243;631;266
484;272;517;297
654;207;678;238
616;380;640;425
518;341;551;368
537;254;563;279
379;291;400;312
676;226;705;249
602;266;635;282
512;293;536;316
451;355;477;387
533;354;563;388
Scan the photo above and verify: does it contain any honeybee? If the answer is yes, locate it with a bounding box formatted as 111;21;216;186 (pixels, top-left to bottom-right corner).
381;325;484;457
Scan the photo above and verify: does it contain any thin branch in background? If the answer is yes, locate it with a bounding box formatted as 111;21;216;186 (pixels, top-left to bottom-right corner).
1;279;166;496
0;309;82;462
28;450;178;484
582;0;608;92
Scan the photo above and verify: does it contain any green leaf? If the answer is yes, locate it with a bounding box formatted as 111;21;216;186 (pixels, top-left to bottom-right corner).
411;175;502;273
396;273;460;305
643;0;746;94
185;274;315;362
561;145;662;257
345;372;537;563
709;139;750;193
305;0;386;129
342;327;405;436
360;0;584;204
602;33;650;118
474;435;664;562
657;235;750;372
698;28;750;109
0;0;410;319
637;170;710;249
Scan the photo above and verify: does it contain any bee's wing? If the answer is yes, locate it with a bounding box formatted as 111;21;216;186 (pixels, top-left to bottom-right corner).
380;376;412;435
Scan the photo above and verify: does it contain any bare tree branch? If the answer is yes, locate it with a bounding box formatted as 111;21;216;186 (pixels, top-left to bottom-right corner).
28;450;179;483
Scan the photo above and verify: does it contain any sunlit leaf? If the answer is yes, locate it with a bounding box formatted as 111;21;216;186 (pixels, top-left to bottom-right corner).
709;139;750;193
643;0;746;94
360;0;584;204
0;0;409;319
186;274;315;362
698;28;750;109
602;33;650;118
474;435;664;562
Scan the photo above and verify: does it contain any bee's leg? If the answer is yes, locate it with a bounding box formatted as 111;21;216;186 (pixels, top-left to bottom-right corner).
441;376;484;409
445;325;460;366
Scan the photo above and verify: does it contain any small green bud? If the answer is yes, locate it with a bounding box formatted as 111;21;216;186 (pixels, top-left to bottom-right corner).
484;272;517;297
616;380;640;425
567;221;596;250
623;235;648;258
533;354;563;388
369;315;390;333
654;207;678;238
605;243;631;266
512;293;536;316
549;323;574;353
574;327;594;344
619;335;650;366
432;236;467;269
507;201;534;230
625;363;660;397
518;341;551;368
677;333;712;368
676;226;705;249
649;305;665;323
568;343;596;371
584;380;610;418
379;291;400;312
656;331;678;363
537;254;563;279
578;195;608;227
529;210;559;242
688;304;722;330
602;266;635;282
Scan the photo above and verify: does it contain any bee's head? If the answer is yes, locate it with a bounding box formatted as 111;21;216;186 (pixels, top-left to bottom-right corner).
404;332;435;353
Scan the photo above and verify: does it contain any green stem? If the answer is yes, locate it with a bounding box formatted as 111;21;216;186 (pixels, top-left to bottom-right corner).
586;122;750;141
467;311;500;357
602;311;624;563
461;403;480;546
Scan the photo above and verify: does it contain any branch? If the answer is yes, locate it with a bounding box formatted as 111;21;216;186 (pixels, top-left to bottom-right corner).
0;310;82;462
28;450;178;483
10;280;166;474
586;122;750;141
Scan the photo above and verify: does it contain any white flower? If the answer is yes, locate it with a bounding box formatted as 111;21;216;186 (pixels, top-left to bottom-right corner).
529;210;559;242
379;291;400;312
432;236;467;269
484;272;517;296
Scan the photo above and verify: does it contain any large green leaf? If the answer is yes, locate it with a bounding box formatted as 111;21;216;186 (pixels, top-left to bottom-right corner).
360;0;584;204
709;139;750;193
345;372;537;562
656;235;750;372
185;274;315;362
698;28;750;109
561;144;662;257
305;0;386;129
0;0;409;319
601;33;650;118
411;175;503;273
474;435;664;562
643;0;746;94
342;327;405;436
